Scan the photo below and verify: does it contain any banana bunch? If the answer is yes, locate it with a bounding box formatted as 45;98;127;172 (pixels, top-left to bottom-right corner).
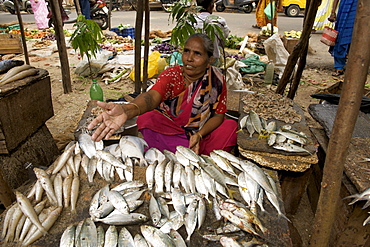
284;30;302;39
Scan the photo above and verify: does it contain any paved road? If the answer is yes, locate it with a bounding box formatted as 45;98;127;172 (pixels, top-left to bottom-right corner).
0;9;333;68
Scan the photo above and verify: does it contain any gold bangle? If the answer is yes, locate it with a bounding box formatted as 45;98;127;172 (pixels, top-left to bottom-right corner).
197;132;203;139
128;102;140;115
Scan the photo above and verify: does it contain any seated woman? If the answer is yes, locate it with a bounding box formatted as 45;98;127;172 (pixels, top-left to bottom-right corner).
88;33;238;155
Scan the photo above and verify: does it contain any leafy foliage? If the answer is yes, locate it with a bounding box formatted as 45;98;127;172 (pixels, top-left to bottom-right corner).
169;1;226;49
225;34;244;49
70;15;103;62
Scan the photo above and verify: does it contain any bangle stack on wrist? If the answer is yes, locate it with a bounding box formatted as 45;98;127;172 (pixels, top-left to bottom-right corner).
197;132;203;139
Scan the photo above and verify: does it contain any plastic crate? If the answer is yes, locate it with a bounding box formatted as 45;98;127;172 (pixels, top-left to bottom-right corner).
7;24;20;30
122;27;135;39
110;27;135;39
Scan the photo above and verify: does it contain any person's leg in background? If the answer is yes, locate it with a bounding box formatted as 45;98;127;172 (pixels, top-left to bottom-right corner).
79;0;91;19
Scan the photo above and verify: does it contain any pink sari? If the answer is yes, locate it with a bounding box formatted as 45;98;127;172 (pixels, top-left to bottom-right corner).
137;69;237;155
30;0;49;29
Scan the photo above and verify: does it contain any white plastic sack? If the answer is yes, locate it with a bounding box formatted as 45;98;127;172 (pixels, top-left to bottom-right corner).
225;60;248;90
263;33;293;78
75;49;114;77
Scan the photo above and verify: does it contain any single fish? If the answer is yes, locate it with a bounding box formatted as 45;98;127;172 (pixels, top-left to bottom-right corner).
149;193;162;226
154;159;167;194
95;212;148;225
134;233;150;247
104;225;118;247
119;135;148;166
63;174;73;208
52;143;76;174
273;142;312;154
118;227;135;247
96;150;127;170
70;175;80;214
249;109;262;134
246;114;255;138
0;59;24;74
107;190;130;214
34;168;58;205
185;199;198;242
78;133;97;159
141;225;176;247
97;225;105;247
169;229;187;247
59;224;75;247
53;173;63;207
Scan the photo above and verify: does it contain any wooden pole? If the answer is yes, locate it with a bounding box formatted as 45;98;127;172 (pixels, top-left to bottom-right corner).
134;0;144;94
13;0;29;65
309;0;370;246
0;169;15;207
275;0;320;95
142;0;150;92
49;0;73;93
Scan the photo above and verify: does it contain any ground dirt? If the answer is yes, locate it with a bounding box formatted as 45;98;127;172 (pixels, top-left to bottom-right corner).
1;26;369;247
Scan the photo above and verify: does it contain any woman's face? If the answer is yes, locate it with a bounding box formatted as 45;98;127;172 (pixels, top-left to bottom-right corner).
182;36;211;79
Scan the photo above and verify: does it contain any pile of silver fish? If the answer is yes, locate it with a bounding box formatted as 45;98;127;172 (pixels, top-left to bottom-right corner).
1;142;82;246
240;109;312;154
2;132;289;246
344;187;370;226
60;219;186;247
89;181;148;225
77;133;148;184
142;145;289;245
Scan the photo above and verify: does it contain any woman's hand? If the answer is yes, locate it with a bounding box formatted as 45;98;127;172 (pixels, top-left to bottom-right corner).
88;101;128;141
189;132;202;154
328;13;336;22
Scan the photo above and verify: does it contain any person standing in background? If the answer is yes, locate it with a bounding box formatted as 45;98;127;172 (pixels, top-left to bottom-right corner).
328;0;357;76
79;0;91;19
195;0;230;64
252;0;281;29
30;0;49;29
313;0;336;32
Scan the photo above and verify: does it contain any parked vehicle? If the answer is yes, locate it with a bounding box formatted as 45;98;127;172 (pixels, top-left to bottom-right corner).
215;0;258;13
282;0;305;17
49;0;109;30
3;0;33;14
127;0;162;11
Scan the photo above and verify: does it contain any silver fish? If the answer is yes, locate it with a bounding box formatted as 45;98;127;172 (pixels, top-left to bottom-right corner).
96;150;127;170
164;159;174;192
134;233;149;247
274;131;307;145
197;197;206;230
149;193;162;226
220;236;242;247
210;152;237;177
112;180;145;192
141;225;176;247
145;147;166;165
97;225;105;247
154;159;167;194
78;133;97;159
194;169;209;201
172;162;183;189
185;199;198;242
119;135;148;166
118;227;135;247
15;190;47;236
124;156;134;182
185;165;197;194
34;167;58;205
157;197;170;219
79;218;97;247
95;212;148;225
1;204;16;240
169;229;187;247
249;110;262;134
246;114;255;138
213;149;243;171
63;174;73;208
172;188;186;218
219;209;259;236
87;156;98;184
146;161;157;191
107;190;130;214
22;206;62;246
176;146;201;163
104;225;118;247
60;224;75;247
273;142;312;154
53;173;63;207
71;175;80;214
52;143;76;174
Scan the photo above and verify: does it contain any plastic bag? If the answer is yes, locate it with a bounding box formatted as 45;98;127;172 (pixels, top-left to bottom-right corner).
263;33;292;77
239;54;267;74
264;1;276;20
129;51;161;81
